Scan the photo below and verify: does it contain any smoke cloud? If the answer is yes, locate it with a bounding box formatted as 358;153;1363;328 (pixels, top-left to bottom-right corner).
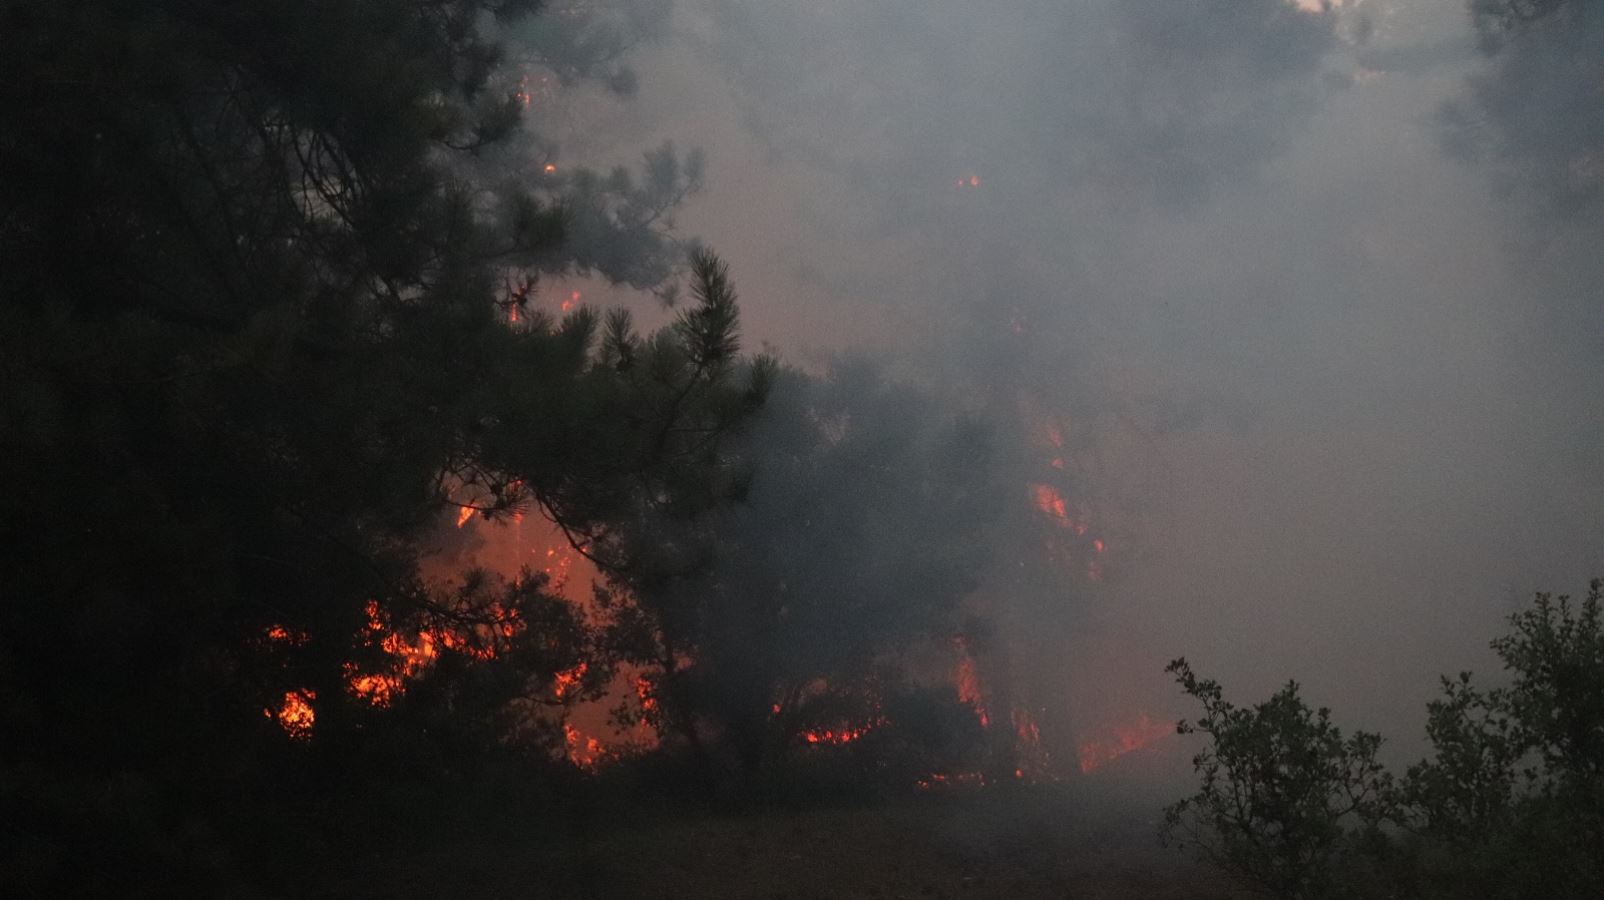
545;0;1604;764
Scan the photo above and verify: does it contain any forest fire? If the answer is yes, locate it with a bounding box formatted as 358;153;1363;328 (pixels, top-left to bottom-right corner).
564;723;608;771
1077;713;1173;774
553;661;588;701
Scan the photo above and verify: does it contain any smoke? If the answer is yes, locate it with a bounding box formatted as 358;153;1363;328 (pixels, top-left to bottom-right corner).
539;0;1604;766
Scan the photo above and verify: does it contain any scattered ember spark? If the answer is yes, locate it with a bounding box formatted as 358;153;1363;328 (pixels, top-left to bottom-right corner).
264;624;307;645
636;675;659;716
561;290;580;312
801;716;885;745
1011;706;1053;779
543;162;557;174
915;771;987;791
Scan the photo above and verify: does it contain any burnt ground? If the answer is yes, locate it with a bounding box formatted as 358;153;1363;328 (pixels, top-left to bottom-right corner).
322;780;1248;899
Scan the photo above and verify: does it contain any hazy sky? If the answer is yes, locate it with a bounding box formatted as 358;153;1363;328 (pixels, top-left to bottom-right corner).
546;0;1604;763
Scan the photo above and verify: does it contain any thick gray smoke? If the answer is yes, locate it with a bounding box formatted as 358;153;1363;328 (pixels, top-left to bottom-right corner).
545;0;1604;765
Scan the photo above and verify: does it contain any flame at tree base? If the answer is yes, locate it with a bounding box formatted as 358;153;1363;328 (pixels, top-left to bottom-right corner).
1078;713;1174;774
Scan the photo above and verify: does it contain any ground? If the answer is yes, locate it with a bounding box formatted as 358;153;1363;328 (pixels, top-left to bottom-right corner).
321;780;1247;899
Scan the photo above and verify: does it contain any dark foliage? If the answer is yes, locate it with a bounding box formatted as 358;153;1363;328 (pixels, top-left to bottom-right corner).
1166;581;1604;900
0;1;763;893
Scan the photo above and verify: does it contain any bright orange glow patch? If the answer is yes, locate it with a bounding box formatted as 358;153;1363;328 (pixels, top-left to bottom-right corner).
456;505;476;528
636;675;660;716
1032;483;1068;521
341;598;524;706
1078;713;1173;774
561;290;580;313
270;689;316;740
543;163;557;174
264;624;307;646
553;661;588;701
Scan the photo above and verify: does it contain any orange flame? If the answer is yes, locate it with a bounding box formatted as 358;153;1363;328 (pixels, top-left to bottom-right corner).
1078;713;1173;774
269;689;316;740
553;661;588;701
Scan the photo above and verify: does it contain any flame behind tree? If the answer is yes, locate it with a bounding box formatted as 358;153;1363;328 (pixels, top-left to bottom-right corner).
597;360;1004;785
0;2;768;888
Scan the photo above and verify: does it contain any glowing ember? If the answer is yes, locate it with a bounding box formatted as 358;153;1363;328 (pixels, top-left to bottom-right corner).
269;689;316;740
346;668;404;707
341;599;523;707
264;624;307;645
564;722;607;771
1078;713;1173;774
543;162;557;174
915;770;987;791
636;675;659;716
456;505;476;528
553;661;588;701
1032;482;1068;521
561;290;580;312
801;717;885;745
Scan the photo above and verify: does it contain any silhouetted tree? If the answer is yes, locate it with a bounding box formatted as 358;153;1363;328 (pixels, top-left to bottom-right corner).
1166;581;1604;900
0;1;762;892
1402;580;1604;899
1161;660;1398;900
602;360;1000;787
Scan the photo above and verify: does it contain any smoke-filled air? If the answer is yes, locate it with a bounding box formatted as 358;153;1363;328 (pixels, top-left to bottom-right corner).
3;1;1601;897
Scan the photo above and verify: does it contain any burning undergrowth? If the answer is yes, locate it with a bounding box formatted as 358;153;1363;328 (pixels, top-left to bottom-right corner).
249;349;1171;794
